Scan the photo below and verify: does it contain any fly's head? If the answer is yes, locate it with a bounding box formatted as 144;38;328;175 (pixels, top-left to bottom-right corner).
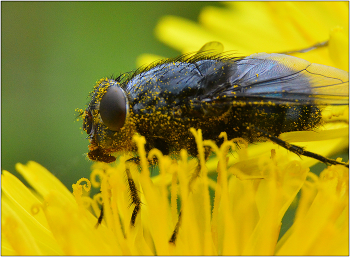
82;78;136;163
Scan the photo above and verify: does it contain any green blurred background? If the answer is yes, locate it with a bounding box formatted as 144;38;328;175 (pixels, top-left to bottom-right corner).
2;1;222;189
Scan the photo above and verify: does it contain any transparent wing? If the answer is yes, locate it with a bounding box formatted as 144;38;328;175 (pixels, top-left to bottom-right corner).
203;53;349;106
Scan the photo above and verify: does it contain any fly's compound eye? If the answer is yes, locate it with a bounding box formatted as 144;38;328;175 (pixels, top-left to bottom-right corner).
99;85;128;131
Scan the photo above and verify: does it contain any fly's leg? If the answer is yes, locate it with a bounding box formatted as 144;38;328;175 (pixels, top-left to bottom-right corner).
168;211;182;244
125;168;142;226
94;201;104;229
252;126;349;168
95;204;104;228
95;167;141;230
187;161;202;192
168;149;211;244
94;161;141;228
188;147;212;191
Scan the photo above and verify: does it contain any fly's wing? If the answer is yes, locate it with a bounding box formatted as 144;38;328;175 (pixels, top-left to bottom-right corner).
200;53;348;107
196;41;224;55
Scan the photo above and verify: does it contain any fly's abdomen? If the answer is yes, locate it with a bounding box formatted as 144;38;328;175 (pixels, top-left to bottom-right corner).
241;105;322;139
282;105;322;131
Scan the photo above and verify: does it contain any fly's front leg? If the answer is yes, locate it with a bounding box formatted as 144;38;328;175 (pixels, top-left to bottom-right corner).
94;163;142;228
125;168;142;226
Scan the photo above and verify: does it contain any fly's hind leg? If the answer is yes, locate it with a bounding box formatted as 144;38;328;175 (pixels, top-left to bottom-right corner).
252;126;349;168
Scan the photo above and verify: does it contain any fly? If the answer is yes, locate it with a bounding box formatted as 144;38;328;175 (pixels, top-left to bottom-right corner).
81;42;349;167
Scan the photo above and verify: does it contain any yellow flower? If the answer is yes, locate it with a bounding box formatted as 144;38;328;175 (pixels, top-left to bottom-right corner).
2;131;348;255
2;162;122;255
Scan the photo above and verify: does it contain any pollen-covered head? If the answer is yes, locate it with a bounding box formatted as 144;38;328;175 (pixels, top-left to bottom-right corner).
82;78;136;162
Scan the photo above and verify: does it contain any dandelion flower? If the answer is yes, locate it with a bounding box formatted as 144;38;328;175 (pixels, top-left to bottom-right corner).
2;131;348;255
